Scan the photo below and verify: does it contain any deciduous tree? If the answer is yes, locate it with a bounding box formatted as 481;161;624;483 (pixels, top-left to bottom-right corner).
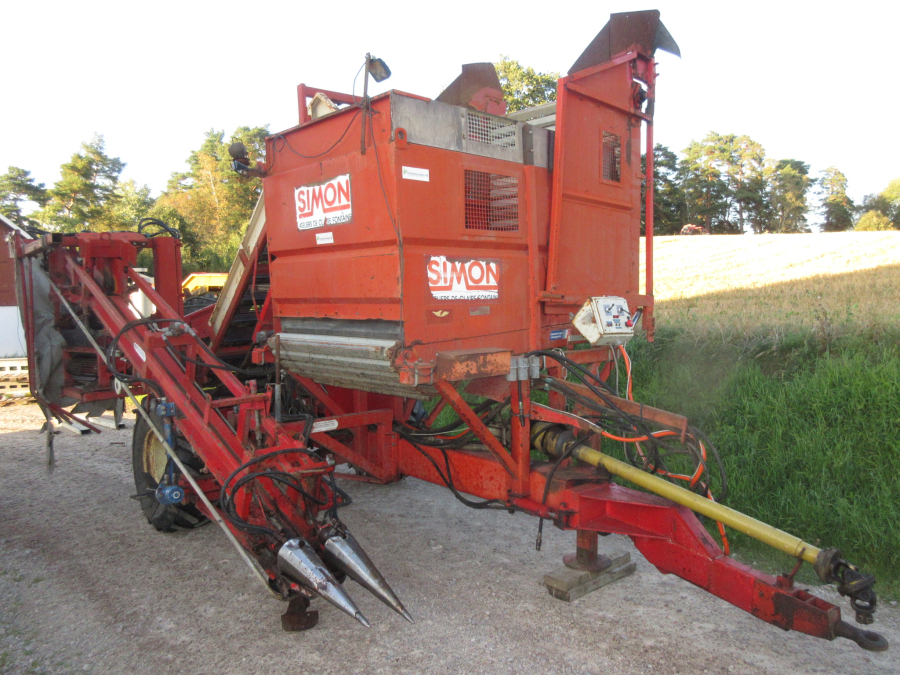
854;211;893;231
93;180;155;232
157;126;268;271
857;178;900;230
494;57;559;112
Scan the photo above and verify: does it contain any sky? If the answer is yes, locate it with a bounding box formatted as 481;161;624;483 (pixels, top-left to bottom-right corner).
5;0;899;216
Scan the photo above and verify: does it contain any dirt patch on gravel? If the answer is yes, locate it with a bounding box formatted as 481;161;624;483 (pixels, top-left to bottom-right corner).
0;403;897;675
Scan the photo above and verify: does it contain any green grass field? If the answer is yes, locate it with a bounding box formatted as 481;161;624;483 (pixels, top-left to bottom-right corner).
630;233;900;593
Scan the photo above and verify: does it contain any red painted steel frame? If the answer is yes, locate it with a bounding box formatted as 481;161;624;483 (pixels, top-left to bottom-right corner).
267;63;656;372
12;32;870;647
297;84;359;125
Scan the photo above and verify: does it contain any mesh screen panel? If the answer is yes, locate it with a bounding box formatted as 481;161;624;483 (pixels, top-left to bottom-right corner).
466;112;517;147
603;131;622;182
464;171;519;231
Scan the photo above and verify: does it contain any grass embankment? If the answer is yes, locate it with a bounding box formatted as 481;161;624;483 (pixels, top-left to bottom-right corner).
630;233;900;592
626;327;900;592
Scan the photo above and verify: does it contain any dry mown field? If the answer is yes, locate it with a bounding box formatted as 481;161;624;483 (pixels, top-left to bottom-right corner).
640;232;900;335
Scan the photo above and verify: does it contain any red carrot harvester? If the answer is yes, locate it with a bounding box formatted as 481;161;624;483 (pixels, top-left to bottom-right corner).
12;10;886;651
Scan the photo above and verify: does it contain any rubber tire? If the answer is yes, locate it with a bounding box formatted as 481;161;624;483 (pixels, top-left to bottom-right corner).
132;405;208;531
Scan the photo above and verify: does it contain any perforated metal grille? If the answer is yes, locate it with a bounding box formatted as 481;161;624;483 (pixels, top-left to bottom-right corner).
603;131;622;182
466;112;518;147
464;170;519;231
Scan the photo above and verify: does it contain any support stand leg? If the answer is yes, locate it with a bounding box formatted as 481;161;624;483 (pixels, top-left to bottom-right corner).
281;596;320;632
114;397;124;428
544;530;635;602
563;530;610;572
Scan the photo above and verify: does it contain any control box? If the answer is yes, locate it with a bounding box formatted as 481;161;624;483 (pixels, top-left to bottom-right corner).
571;296;635;346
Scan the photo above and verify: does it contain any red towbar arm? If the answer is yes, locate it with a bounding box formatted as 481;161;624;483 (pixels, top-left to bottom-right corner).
529;475;886;651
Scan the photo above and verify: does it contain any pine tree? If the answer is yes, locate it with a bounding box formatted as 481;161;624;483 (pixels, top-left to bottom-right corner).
37;135;125;231
642;145;685;235
769;160;813;233
678;137;730;233
0;166;48;227
818;167;854;232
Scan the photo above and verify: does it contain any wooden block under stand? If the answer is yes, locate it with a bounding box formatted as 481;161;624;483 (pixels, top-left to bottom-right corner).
543;552;635;602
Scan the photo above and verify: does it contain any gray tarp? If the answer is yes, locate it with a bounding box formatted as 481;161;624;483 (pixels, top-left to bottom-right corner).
12;244;71;407
11;232;111;415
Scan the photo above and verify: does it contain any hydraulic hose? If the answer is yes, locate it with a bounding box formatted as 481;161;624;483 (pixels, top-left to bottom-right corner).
531;422;820;564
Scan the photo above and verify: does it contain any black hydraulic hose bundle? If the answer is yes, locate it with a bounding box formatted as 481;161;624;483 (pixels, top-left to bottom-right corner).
542;376;726;501
531;350;727;500
526;350;727;508
526;350;618;395
137;217;181;239
399;398;506;450
107;312;331;542
393;424;523;512
162;333;274;377
531;349;667;473
108;315;272;390
105;317;183;397
218;417;339;539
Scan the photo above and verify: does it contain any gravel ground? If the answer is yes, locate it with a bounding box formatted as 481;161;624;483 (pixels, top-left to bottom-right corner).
0;403;897;675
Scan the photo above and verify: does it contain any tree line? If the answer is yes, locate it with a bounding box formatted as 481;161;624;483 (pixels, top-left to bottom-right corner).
1;59;898;274
648;135;898;235
0;129;267;273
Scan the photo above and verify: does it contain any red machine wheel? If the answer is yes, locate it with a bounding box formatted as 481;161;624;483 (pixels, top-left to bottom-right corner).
131;405;208;531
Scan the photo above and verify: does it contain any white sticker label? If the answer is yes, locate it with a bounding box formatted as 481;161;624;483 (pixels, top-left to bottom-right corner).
401;166;430;182
133;344;146;362
312;419;339;433
427;255;498;300
295;174;352;230
315;232;334;245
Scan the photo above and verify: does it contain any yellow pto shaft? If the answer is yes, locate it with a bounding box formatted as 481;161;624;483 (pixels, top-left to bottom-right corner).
568;440;821;565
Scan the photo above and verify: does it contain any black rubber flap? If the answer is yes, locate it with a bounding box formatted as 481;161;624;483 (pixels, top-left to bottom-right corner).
568;10;680;75
435;63;503;107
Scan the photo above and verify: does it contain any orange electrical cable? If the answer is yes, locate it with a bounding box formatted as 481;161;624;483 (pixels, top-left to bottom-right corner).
435;428;471;440
688;439;708;489
618;344;633;400
600;429;678;443
607;343;728;553
706;491;731;555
